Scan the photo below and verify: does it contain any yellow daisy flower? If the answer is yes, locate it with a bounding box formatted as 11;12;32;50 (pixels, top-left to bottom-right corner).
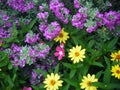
80;74;98;90
54;28;69;43
111;50;120;62
68;45;86;64
43;73;63;90
111;64;120;79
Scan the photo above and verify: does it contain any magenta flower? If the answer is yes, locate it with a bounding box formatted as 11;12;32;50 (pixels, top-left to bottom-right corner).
22;87;32;90
54;44;65;60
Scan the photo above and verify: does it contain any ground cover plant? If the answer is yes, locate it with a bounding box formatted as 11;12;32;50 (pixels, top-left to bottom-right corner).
0;0;120;90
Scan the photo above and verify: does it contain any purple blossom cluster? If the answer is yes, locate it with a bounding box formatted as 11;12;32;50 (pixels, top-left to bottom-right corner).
86;11;120;33
50;0;70;24
39;21;61;40
72;8;87;29
0;27;10;38
10;43;50;68
74;0;82;9
37;12;49;20
7;0;34;13
25;31;39;44
102;11;120;30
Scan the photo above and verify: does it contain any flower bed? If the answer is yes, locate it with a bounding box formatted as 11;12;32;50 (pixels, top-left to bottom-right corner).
0;0;120;90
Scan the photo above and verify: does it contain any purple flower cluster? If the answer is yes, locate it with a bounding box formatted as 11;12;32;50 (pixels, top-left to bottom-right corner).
39;21;61;40
74;0;82;9
7;0;34;13
72;8;87;29
96;11;120;30
29;43;50;58
102;11;120;30
25;31;39;44
50;0;70;24
37;12;49;20
10;43;50;68
0;27;10;38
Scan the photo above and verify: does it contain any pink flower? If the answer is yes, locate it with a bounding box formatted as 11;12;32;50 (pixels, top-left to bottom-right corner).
54;44;65;60
22;87;32;90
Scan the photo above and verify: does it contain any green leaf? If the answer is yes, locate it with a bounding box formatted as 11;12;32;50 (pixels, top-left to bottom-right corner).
96;70;103;79
62;62;73;69
8;63;13;70
0;51;9;67
87;40;95;48
5;75;14;88
91;82;120;89
91;82;108;89
54;64;59;73
63;78;78;87
71;36;78;45
103;57;111;84
62;84;70;90
91;62;104;67
27;18;37;29
69;69;76;79
107;38;118;50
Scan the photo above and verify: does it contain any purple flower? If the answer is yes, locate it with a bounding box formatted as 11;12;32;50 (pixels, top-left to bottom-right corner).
50;0;70;24
74;0;82;9
102;11;120;30
2;14;9;21
86;26;98;33
72;8;87;29
37;12;49;20
7;0;34;13
43;21;61;40
39;6;44;11
39;24;47;32
25;31;39;44
0;27;10;38
5;22;12;27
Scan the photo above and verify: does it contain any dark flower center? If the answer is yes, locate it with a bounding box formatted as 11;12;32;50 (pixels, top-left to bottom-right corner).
116;70;120;74
50;80;56;86
75;52;80;57
116;55;120;59
59;33;63;38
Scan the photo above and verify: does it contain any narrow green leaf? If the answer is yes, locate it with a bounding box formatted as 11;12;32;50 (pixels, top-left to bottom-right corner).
63;78;78;87
28;18;37;29
107;38;118;49
8;63;13;70
96;70;103;79
62;62;73;69
54;64;59;73
70;69;76;79
91;62;104;67
103;57;111;84
62;84;70;90
71;36;78;45
87;40;95;48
